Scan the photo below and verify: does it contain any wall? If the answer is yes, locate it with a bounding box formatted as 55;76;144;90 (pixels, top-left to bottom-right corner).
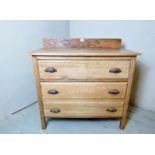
0;20;69;119
70;20;155;112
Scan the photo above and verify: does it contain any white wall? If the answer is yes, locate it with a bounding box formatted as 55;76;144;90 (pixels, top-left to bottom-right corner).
70;20;155;112
0;20;69;119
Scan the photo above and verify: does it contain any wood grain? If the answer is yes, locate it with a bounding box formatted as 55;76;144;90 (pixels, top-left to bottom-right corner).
38;60;130;81
41;82;127;99
30;48;140;57
44;99;124;118
32;56;46;129
120;57;136;129
36;56;132;60
43;38;122;49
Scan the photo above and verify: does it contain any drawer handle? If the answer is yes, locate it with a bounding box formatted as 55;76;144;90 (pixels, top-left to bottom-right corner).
106;107;117;112
45;67;57;73
48;89;59;95
109;68;121;73
50;108;61;113
109;89;120;95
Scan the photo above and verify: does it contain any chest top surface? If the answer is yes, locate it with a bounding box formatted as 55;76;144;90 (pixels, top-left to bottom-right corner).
30;47;140;57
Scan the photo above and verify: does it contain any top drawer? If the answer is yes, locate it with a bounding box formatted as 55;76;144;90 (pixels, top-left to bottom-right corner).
38;60;130;81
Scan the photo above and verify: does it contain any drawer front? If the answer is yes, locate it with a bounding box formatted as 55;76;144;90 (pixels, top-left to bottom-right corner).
44;100;124;118
41;82;127;99
38;60;130;81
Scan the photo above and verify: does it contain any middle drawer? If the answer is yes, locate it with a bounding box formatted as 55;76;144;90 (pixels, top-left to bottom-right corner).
41;82;127;99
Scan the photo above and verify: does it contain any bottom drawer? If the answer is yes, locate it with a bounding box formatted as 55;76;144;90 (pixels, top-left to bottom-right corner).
43;100;124;118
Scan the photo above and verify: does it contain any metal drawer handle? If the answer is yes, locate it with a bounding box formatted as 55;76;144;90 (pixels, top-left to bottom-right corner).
109;68;121;73
48;89;59;95
106;107;117;112
109;89;120;95
50;108;61;113
45;67;57;73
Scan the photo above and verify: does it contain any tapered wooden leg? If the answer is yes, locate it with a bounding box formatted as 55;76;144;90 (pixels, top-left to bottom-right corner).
41;117;46;129
120;117;126;129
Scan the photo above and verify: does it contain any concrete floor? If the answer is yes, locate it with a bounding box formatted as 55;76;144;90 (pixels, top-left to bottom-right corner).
0;103;155;134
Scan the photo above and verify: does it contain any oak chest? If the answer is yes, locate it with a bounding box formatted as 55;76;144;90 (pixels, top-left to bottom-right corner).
30;39;140;129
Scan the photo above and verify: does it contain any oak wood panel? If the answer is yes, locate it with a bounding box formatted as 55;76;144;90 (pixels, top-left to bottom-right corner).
44;99;124;118
36;56;132;60
120;57;136;129
43;38;122;49
38;60;130;81
30;48;140;57
41;82;127;99
32;56;46;129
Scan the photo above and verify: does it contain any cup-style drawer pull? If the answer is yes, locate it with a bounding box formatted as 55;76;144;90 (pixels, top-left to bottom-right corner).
109;89;120;95
50;108;61;113
106;107;117;112
48;89;59;95
45;67;57;73
109;68;121;73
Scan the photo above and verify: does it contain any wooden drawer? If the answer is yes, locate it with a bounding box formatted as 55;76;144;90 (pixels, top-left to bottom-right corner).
41;82;127;99
43;99;124;118
38;60;130;81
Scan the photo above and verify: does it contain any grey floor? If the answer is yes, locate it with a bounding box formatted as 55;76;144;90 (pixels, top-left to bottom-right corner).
0;103;155;134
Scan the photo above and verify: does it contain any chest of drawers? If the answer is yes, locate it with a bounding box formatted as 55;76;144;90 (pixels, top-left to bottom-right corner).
30;39;140;129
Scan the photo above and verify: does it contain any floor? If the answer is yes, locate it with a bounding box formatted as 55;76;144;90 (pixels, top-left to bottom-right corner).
0;103;155;134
